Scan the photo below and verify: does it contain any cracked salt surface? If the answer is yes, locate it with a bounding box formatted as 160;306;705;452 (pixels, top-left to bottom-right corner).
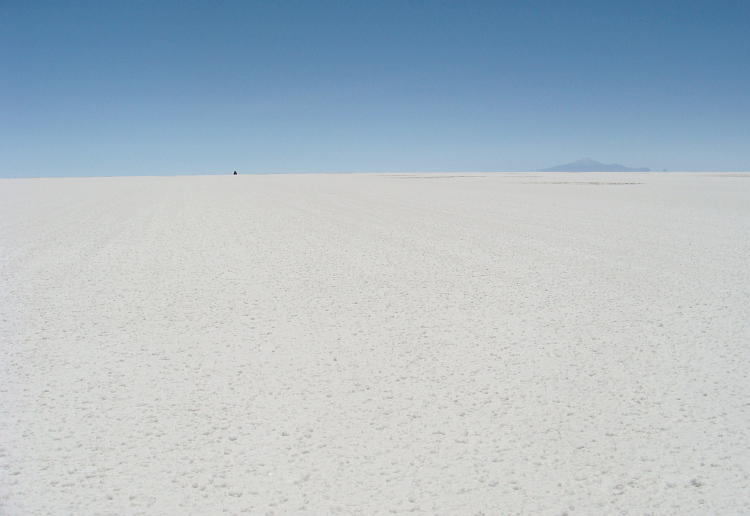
1;172;749;514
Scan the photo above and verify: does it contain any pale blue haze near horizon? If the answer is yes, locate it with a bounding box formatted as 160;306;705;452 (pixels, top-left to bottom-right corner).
1;0;749;177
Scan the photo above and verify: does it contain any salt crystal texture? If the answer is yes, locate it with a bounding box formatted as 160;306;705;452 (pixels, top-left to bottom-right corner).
1;172;749;514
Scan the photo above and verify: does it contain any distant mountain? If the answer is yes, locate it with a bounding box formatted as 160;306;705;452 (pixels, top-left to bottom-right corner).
539;158;650;172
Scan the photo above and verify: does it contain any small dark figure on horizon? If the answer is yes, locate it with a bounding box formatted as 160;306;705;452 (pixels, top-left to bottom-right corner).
233;171;237;175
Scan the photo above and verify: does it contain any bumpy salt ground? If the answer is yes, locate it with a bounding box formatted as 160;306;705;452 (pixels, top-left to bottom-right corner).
1;172;749;515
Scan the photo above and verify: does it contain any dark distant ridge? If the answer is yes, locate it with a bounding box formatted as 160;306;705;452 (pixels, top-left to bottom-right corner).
539;158;650;172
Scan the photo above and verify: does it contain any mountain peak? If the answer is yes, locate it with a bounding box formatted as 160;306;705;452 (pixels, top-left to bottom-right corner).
539;158;650;172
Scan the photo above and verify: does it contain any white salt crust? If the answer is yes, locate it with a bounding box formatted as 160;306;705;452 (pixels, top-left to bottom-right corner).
1;172;749;514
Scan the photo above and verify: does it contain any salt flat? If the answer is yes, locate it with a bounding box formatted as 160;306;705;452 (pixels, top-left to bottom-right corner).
1;172;749;515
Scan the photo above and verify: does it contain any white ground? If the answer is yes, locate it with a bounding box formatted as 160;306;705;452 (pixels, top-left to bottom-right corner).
1;172;749;515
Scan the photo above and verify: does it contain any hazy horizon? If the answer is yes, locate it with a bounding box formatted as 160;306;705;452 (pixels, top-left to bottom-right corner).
4;170;746;180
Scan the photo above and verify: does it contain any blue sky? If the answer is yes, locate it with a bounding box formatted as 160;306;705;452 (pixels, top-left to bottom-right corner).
2;1;748;177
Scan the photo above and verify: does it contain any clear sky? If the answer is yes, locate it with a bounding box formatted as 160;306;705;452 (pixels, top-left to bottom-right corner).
2;1;749;177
